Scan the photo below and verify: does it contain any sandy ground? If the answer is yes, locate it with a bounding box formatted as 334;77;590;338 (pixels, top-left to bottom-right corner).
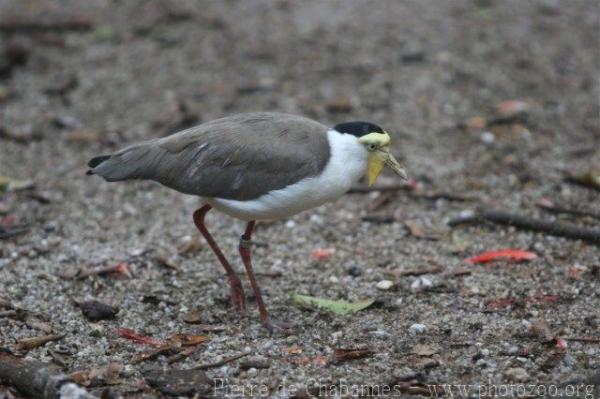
0;0;599;397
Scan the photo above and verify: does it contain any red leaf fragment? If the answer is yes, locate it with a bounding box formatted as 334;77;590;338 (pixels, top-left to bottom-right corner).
114;262;131;277
310;248;336;262
466;249;537;264
117;328;164;346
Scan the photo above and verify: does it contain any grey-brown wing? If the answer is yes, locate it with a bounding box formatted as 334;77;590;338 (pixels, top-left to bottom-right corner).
90;113;331;200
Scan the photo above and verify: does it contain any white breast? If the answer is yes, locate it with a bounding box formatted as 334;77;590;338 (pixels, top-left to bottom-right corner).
206;129;367;221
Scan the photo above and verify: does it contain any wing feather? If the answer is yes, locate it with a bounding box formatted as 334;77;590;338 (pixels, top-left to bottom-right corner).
89;113;331;200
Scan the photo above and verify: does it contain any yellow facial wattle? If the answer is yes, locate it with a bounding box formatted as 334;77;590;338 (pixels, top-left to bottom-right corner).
358;132;408;185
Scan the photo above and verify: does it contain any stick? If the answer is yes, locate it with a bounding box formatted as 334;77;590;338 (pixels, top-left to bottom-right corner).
448;208;600;245
194;351;251;370
0;18;93;34
563;337;600;343
0;351;95;398
536;202;600;220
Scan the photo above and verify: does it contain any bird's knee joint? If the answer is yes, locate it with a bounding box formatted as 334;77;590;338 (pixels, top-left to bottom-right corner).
239;237;252;249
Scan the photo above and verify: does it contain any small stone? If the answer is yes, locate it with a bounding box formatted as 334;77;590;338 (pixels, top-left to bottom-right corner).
78;300;118;322
347;266;362;277
480;131;496;143
410;276;433;291
376;280;394;290
328;276;339;284
409;323;427;335
285;220;296;228
246;367;258;378
533;242;545;252
504;367;529;382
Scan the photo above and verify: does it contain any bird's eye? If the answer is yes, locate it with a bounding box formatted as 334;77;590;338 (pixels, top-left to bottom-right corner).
367;143;377;151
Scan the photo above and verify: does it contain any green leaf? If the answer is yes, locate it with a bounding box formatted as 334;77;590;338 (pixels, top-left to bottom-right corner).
0;176;34;192
290;293;374;316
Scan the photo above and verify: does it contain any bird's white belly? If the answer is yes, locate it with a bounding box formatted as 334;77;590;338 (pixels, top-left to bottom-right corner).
206;130;367;221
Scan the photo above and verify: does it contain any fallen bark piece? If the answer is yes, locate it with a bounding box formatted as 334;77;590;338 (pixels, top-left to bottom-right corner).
78;300;119;321
143;368;212;397
0;351;95;398
333;348;375;363
466;249;537;264
449;208;600;245
17;333;65;350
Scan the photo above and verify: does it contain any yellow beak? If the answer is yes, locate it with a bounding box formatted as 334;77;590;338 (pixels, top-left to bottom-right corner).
367;148;408;186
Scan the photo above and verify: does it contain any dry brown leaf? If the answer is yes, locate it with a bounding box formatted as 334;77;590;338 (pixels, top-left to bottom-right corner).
531;319;554;344
17;333;65;350
284;346;303;355
183;309;203;324
411;344;439;356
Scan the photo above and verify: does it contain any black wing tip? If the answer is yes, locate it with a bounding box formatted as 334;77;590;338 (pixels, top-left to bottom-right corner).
88;155;111;168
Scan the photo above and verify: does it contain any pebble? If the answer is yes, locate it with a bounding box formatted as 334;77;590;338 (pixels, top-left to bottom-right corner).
347;265;362;277
376;280;394;290
411;276;433;291
285;220;296;228
246;367;258;378
504;367;529;382
480;131;495;144
409;323;427;335
328;276;339;284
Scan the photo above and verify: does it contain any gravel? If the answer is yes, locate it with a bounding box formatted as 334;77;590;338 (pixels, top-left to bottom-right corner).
0;0;598;397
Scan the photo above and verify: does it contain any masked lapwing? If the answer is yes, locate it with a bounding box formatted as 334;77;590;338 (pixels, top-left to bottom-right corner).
88;112;407;332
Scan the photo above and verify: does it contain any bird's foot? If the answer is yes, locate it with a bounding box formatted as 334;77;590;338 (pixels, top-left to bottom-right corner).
228;276;246;313
262;315;290;334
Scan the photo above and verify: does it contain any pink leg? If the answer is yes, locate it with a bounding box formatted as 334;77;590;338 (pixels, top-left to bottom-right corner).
239;221;289;333
193;205;246;313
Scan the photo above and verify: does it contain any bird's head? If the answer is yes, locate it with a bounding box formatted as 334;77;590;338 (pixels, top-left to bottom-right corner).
334;121;408;186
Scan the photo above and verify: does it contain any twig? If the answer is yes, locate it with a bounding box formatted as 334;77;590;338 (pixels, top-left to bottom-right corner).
361;214;395;224
448;208;600;245
413;191;477;202
0;225;30;240
194;350;251;370
536;201;600;221
167;346;200;364
0;18;93;34
563;337;600;343
368;191;395;212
